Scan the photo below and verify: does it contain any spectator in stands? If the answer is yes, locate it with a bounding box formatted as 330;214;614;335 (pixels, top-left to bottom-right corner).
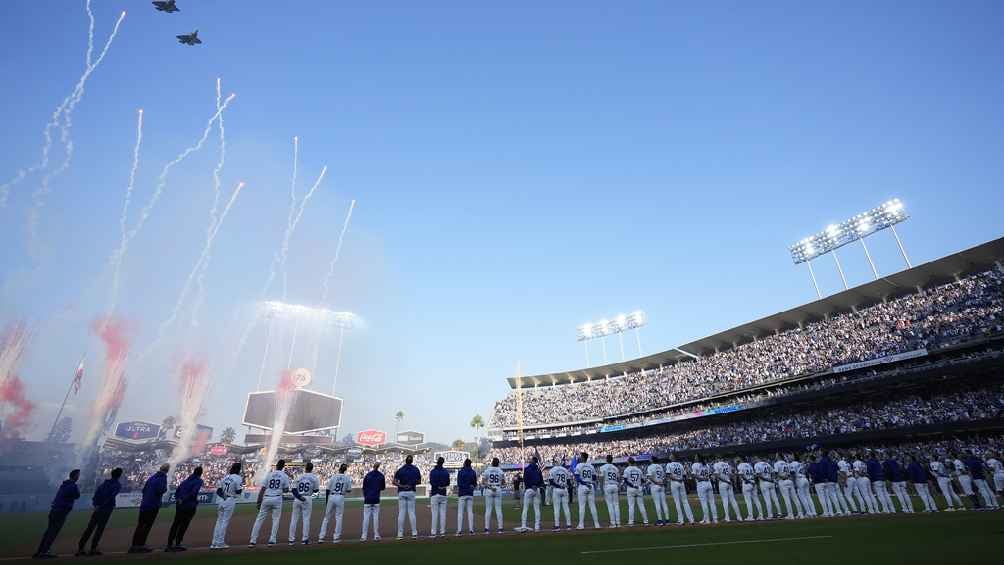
129;464;170;554
166;466;204;552
76;467;123;556
33;469;81;559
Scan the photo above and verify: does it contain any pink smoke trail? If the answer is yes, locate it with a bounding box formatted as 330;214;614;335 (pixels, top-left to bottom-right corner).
169;357;210;467
0;323;34;438
82;317;130;454
256;369;298;484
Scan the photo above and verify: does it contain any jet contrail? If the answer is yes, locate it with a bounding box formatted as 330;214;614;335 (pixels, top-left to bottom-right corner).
0;7;126;208
142;181;246;360
319;199;357;305
107;92;236;315
191;78;227;327
26;10;127;256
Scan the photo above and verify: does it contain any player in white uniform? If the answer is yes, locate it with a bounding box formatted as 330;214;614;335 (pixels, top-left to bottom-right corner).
482;458;505;533
318;463;352;543
987;452;1004;495
691;457;717;524
930;457;962;510
837;456;862;513
666;456;695;524
736;458;764;521
210;463;244;549
548;462;572;530
623;458;649;526
573;453;601;529
775;455;803;519
599;455;622;527
713;459;742;522
753;458;778;519
646;456;669;525
952;455;977;507
852;458;878;514
288;462;320;545
791;457;816;517
250;460;299;547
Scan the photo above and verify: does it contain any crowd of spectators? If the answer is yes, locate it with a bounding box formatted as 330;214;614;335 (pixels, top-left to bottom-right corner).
488;383;1004;465
492;269;1004;428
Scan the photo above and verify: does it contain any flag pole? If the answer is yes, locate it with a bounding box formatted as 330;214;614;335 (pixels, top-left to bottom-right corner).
48;356;84;442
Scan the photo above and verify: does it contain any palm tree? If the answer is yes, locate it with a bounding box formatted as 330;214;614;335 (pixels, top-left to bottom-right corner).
469;414;484;447
221;426;236;444
394;410;405;438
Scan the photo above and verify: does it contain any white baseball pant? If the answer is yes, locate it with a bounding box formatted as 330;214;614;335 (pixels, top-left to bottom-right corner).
813;483;832;517
484;488;503;530
842;478;862;512
602;485;621;526
719;481;742;521
958;475;974;496
576;485;600;528
873;481;895;513
288;497;313;543
742;481;765;520
936;477;962;508
695;481;717;523
211;500;236;547
994;472;1004;494
397;491;418;537
552;487;571;527
826;482;848;515
249;496;283;545
670;480;695;524
974;478;998;509
626;486;649;525
856;477;878;513
429;494;448;536
777;479;803;518
758;481;778;518
891;482;914;513
318;495;345;541
649;484;668;522
361;503;380;541
521;487;541;531
913;483;937;512
457;495;475;534
796;478;816;516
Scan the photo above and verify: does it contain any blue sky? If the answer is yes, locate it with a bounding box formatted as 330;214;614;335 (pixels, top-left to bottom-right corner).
1;1;1002;444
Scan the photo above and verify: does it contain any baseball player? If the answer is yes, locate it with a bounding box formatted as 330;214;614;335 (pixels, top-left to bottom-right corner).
519;456;544;532
482;457;505;534
691;456;717;524
250;459;300;547
952;454;980;508
428;456;450;538
809;454;833;517
548;460;572;530
288;462;320;545
666;455;695;524
907;454;938;512
775;455;803;519
456;459;478;535
647;455;669;525
713;458;742;522
599;455;621;528
573;453;601;529
737;457;764;520
393;455;422;540
852;457;878;514
884;454;913;513
837;454;862;513
867;453;895;514
930;456;963;511
361;462;386;542
791;456;816;517
623;458;649;526
210;463;244;549
754;457;778;519
318;463;352;543
987;451;1004;496
823;451;849;516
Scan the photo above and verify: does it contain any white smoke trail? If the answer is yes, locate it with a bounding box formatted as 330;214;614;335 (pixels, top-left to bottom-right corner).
278;165;326;300
319;199;357;304
168;360;211;469
84;0;96;66
107;93;236;315
119;109;144;262
191;79;227;327
281;137;299;300
0;8;125;208
255;374;296;485
142;181;246;358
26;10;127;255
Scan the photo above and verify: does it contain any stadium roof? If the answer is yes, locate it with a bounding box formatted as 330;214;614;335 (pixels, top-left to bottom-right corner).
507;236;1004;389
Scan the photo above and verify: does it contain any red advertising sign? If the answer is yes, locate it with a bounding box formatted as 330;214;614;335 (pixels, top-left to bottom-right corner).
356;429;387;447
208;443;229;457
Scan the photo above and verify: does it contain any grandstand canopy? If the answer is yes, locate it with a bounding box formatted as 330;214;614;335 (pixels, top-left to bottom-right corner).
508;236;1004;389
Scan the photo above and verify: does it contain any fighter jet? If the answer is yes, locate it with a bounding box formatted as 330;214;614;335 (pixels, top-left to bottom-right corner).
153;1;180;13
176;30;202;45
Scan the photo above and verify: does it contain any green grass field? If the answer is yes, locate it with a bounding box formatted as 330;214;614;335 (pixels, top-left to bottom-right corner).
3;495;1001;564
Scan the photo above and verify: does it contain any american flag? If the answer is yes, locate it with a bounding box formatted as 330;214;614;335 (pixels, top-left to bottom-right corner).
72;358;84;394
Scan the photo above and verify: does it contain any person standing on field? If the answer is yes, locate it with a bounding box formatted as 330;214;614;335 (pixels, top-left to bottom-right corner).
394;455;421;540
361;462;386;542
210;462;244;549
76;467;122;556
456;459;478;536
165;466;204;552
250;460;302;547
429;457;450;538
129;464;169;553
318;463;352;543
33;469;81;559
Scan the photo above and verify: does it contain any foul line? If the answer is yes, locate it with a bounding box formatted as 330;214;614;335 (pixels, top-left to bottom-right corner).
580;535;833;554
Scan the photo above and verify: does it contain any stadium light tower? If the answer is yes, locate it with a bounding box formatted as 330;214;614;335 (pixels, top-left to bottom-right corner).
789;199;911;298
577;310;646;364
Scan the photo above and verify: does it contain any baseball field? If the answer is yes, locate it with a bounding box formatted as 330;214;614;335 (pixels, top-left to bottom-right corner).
2;495;1001;564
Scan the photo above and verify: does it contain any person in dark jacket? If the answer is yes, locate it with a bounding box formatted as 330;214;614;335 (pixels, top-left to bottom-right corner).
33;469;81;559
360;462;386;542
456;459;478;536
519;456;544;532
165;466;204;551
428;457;450;538
129;463;170;553
76;468;123;556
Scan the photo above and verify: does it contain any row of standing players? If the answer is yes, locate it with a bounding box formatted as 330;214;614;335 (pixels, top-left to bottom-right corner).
30;449;1004;558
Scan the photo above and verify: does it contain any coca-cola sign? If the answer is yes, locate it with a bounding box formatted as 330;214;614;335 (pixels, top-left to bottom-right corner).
356;429;386;447
208;443;228;457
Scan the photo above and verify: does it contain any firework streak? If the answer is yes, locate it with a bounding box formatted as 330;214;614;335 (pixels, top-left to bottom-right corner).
168;358;210;467
81;317;129;459
255;370;297;484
